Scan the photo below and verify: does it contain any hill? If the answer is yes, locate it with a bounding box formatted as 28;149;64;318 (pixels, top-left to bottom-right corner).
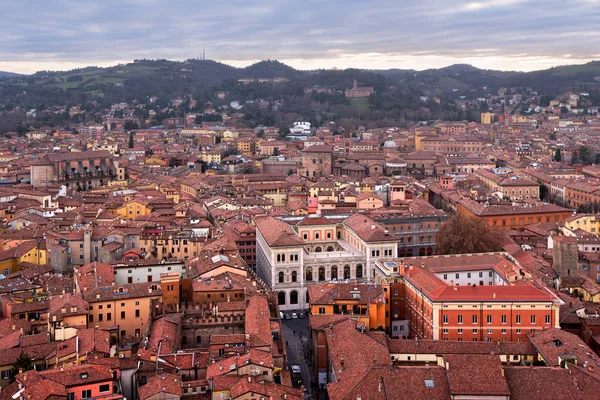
0;71;21;78
241;60;302;79
1;59;600;110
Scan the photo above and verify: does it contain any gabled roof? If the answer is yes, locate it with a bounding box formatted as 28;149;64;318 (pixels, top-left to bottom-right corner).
254;216;303;247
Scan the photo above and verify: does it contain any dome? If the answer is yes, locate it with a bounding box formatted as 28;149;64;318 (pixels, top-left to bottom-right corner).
383;135;397;148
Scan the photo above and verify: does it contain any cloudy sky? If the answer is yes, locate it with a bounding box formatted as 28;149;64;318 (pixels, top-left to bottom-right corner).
1;0;599;74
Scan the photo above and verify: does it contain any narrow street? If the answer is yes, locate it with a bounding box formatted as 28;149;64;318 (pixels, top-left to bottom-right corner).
282;315;317;399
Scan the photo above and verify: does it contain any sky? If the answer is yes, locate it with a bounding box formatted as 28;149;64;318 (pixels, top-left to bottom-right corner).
1;0;599;74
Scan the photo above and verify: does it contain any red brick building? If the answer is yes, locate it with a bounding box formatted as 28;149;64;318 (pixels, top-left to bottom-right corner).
374;253;562;341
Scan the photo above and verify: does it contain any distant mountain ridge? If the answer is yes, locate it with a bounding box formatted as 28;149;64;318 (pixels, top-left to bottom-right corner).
0;71;21;78
1;59;600;107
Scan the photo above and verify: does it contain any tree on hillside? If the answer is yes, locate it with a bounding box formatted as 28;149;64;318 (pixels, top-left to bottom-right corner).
554;148;562;162
579;145;593;165
10;351;32;382
124;120;139;131
435;214;503;255
128;131;135;149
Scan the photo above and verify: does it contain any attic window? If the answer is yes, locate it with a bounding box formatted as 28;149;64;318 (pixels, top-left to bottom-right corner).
81;372;88;379
553;339;563;347
424;379;435;388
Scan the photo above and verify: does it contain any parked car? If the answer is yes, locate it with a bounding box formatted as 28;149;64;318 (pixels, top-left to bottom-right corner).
284;313;292;320
292;313;298;319
298;312;305;319
291;365;302;387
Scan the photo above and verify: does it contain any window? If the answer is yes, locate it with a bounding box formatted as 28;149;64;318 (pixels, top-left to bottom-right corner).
516;329;521;335
99;384;110;393
82;390;92;399
472;329;478;334
455;273;459;279
1;370;10;380
319;307;325;315
531;315;536;324
135;309;140;318
67;394;75;400
98;314;103;322
89;315;93;323
479;272;483;277
121;311;126;319
458;328;463;335
472;315;477;324
502;315;507;324
489;271;493;277
443;315;448;324
371;249;380;257
545;315;551;324
502;329;507;334
106;312;111;321
516;315;521;324
292;271;297;282
457;315;463;324
467;273;471;278
278;271;284;283
487;315;492;324
443;328;448;334
487;329;492;334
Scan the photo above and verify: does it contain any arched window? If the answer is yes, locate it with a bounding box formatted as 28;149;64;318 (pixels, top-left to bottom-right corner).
344;265;351;279
331;266;338;280
278;271;284;283
278;291;286;305
292;271;297;282
290;291;299;305
327;232;332;239
356;264;363;278
319;267;325;281
315;247;322;252
306;268;312;281
315;232;320;240
327;246;334;252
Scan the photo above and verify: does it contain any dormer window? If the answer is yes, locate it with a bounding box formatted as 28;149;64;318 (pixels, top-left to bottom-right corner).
81;372;88;379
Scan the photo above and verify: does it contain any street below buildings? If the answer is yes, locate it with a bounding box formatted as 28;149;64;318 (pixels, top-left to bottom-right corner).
282;314;326;400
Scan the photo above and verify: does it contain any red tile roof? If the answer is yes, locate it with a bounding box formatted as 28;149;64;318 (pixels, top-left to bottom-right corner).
254;216;304;247
139;373;182;400
444;354;510;396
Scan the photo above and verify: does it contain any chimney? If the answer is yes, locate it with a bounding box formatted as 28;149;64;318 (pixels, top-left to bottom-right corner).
445;361;449;371
493;292;497;299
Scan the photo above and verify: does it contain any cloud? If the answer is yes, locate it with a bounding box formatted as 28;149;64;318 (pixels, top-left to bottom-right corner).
0;0;599;74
